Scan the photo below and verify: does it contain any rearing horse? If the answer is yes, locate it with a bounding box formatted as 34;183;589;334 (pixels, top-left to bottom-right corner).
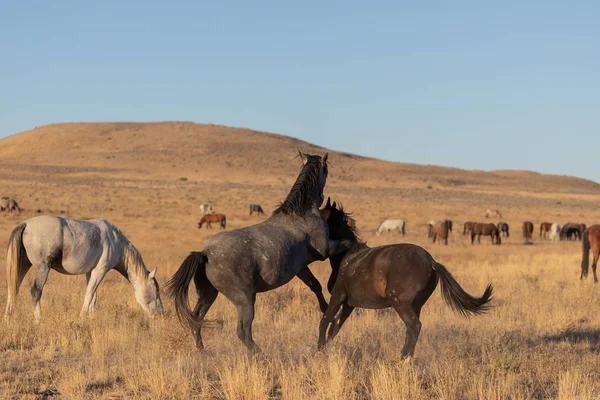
166;152;350;353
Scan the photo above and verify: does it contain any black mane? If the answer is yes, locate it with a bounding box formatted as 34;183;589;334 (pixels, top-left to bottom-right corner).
273;154;326;216
328;204;363;244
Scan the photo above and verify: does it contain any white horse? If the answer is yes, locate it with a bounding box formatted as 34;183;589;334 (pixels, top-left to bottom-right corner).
4;216;164;322
376;218;406;236
549;223;561;242
199;203;213;215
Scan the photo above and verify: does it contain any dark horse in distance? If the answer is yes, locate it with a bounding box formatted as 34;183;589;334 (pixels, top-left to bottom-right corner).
498;222;510;238
581;225;600;283
318;200;493;359
166;152;350;353
249;204;265;215
471;223;501;245
522;221;534;243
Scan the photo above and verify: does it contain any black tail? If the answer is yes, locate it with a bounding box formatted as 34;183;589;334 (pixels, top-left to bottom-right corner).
427;224;432;238
434;262;493;316
165;252;208;331
581;230;590;278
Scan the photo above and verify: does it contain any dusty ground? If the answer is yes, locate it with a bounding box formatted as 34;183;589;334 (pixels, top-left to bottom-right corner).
1;123;600;399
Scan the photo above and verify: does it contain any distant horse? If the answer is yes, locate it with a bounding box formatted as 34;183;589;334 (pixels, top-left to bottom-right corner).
463;221;475;236
431;220;453;245
198;214;226;229
0;197;21;213
522;221;534;242
540;222;552;239
497;222;510;238
199;203;213;216
318;200;493;359
561;223;586;241
427;220;451;238
581;225;600;283
485;209;502;218
471;223;501;245
4;216;164;322
249;204;264;215
549;223;561;242
165;152;351;353
376;219;406;236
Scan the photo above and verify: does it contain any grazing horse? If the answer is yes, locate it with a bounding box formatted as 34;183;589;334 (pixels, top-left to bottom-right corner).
249;204;265;215
549;223;561;242
497;222;510;238
540;222;552;239
561;223;586;241
199;203;213;216
581;225;600;283
431;220;452;245
471;223;501;245
485;209;502;218
198;214;226;229
463;222;475;236
318;200;493;359
522;221;534;242
376;219;406;236
165;152;351;353
4;216;164;322
0;197;21;213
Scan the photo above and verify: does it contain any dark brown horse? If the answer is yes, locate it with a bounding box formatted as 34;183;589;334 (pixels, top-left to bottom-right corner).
540;222;552;239
471;223;501;245
319;200;493;359
497;222;510;238
522;221;534;242
198;214;226;229
581;225;600;283
463;222;474;236
431;220;452;245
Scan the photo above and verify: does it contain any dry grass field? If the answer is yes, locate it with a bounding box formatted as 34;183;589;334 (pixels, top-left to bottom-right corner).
1;122;600;399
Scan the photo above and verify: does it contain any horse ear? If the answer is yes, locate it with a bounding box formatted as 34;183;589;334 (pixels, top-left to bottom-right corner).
323;153;329;164
297;149;308;164
326;197;331;208
332;201;337;209
149;269;156;280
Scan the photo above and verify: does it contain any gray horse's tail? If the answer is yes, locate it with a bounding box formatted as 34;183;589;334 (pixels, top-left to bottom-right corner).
581;230;590;278
434;262;493;316
165;252;209;331
5;223;30;316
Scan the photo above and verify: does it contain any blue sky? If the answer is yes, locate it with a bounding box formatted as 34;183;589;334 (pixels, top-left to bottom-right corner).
1;1;599;181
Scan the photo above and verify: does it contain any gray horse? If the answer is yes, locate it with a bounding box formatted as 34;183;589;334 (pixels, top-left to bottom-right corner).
4;216;164;322
249;204;265;215
166;152;350;353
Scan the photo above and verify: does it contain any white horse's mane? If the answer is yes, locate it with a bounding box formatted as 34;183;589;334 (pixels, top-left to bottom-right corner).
115;228;148;279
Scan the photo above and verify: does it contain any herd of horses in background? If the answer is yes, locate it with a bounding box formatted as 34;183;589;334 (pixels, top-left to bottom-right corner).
2;151;598;360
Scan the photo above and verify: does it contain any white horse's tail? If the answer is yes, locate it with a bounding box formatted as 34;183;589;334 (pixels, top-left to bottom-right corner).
5;223;30;317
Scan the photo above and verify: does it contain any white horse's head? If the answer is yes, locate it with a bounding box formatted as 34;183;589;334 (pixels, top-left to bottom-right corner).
135;269;164;316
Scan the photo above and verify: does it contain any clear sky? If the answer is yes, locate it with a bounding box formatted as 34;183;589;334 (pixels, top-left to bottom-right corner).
2;1;599;181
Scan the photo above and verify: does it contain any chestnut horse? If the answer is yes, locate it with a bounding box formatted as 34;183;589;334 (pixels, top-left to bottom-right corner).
540;222;552;239
471;223;501;245
198;214;226;229
463;221;474;236
318;201;493;359
581;225;600;283
431;220;452;245
522;221;534;242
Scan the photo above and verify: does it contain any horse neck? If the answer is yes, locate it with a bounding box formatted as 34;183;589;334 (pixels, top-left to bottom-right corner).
121;242;149;286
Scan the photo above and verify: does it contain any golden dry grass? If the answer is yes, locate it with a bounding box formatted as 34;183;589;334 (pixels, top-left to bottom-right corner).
1;123;600;399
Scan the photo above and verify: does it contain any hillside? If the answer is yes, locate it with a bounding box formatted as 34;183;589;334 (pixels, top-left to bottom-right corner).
0;122;598;196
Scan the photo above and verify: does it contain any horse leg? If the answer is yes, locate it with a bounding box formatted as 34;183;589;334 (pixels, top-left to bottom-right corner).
191;280;219;350
318;289;346;349
392;302;421;360
327;302;354;342
85;273;99;312
592;251;599;283
232;293;261;353
81;267;108;317
31;264;51;323
296;268;328;314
